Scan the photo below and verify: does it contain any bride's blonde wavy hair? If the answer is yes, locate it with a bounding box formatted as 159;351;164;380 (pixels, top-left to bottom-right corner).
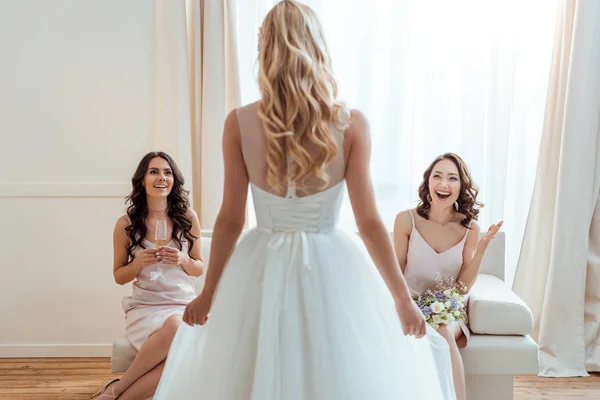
257;0;349;194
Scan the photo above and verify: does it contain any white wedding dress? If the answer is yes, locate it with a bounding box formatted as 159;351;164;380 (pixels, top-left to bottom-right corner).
154;103;456;400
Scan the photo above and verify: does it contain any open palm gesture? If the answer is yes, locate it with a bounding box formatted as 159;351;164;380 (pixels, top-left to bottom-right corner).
480;221;503;246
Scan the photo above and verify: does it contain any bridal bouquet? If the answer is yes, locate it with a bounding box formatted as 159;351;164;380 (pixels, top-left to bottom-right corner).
414;274;468;330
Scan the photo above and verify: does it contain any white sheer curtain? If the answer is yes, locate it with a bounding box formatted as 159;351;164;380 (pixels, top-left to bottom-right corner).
234;0;557;283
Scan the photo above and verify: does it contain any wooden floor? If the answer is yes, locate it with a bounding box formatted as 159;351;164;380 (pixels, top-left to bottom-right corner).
0;358;599;399
514;374;600;400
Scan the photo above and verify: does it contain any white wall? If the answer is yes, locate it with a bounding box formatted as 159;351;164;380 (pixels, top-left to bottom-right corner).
0;0;157;356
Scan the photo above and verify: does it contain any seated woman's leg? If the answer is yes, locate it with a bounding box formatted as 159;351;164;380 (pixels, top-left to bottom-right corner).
110;315;181;397
118;361;166;400
437;322;466;400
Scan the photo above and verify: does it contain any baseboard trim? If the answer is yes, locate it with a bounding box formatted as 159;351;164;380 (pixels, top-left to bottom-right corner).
0;344;112;358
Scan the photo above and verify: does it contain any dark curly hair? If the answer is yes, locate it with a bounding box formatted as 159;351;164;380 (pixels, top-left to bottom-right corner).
416;153;483;228
124;151;197;262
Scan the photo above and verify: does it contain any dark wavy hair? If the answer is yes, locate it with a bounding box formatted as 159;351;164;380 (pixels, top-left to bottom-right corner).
124;152;197;262
416;153;483;228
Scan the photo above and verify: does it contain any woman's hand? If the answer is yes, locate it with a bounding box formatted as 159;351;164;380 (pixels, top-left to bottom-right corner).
396;299;427;338
132;248;160;270
158;246;190;266
183;291;213;326
479;221;503;247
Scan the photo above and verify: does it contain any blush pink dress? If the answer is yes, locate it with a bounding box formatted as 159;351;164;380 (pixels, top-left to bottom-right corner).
121;233;197;350
403;209;471;347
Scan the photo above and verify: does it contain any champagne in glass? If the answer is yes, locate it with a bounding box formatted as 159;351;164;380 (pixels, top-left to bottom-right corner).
153;220;168;277
154;220;168;247
155;238;169;247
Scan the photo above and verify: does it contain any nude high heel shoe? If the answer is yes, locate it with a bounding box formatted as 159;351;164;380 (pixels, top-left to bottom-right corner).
90;378;120;399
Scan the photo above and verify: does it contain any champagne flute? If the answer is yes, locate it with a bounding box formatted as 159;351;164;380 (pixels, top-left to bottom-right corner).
154;220;168;276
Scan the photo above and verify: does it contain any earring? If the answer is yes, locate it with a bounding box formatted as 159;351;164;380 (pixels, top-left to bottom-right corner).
427;194;432;202
454;201;459;210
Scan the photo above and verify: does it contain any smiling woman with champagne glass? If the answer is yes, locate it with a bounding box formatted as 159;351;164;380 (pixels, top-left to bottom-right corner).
91;151;204;400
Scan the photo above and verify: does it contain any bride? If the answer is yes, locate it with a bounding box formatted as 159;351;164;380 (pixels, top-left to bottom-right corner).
155;1;455;399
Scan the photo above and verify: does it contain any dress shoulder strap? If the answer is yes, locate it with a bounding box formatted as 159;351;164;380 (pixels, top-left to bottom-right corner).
407;209;416;227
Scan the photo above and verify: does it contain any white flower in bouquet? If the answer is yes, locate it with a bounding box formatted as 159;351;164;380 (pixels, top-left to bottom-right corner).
430;302;445;314
443;289;452;297
444;301;452;309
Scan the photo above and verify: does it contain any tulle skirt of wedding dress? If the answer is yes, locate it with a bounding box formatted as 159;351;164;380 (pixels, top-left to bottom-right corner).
155;229;456;400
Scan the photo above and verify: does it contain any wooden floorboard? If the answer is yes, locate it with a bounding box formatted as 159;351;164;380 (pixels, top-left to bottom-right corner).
513;372;600;400
0;358;121;400
0;358;599;399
